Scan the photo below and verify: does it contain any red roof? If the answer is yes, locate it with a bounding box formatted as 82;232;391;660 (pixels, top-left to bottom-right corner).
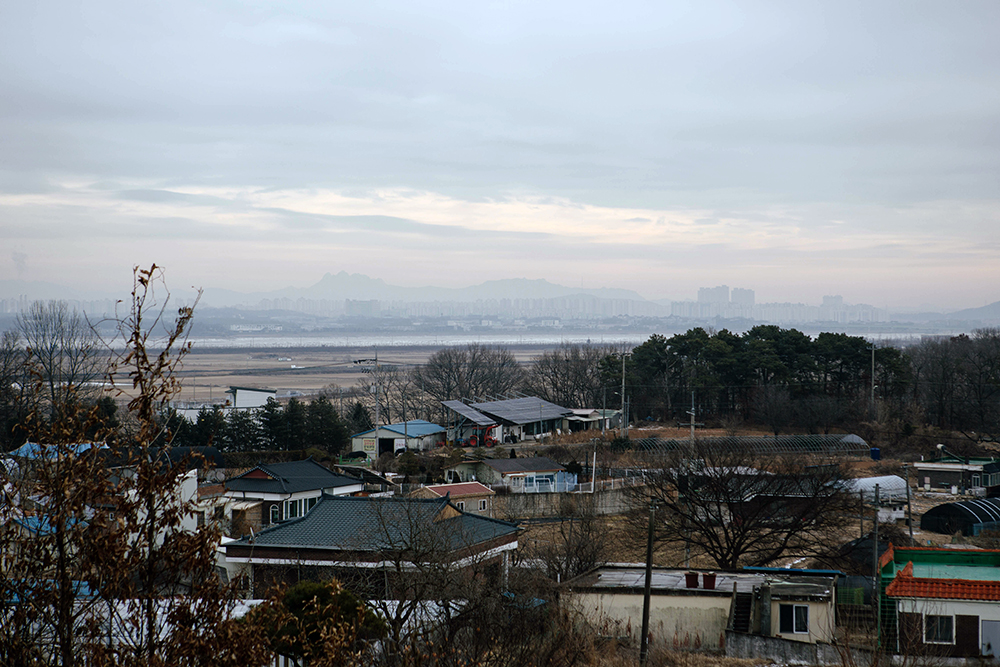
886;561;1000;601
423;482;494;498
879;543;895;569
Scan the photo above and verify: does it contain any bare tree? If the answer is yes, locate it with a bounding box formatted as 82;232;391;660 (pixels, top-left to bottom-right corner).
0;329;31;450
519;502;609;583
17;300;105;424
0;266;273;666
525;343;607;408
412;344;525;403
627;440;855;569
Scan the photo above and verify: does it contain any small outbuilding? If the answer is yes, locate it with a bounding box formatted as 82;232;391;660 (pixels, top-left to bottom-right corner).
350;420;447;458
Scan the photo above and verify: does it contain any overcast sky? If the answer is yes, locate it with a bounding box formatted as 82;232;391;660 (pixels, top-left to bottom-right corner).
2;1;998;309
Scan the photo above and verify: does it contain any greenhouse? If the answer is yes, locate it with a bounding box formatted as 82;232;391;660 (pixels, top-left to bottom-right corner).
845;475;908;503
920;497;1000;536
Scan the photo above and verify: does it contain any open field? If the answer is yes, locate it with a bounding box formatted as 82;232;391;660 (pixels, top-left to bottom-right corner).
135;343;559;403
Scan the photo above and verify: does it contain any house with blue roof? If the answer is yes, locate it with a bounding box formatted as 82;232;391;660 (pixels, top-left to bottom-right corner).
350;419;446;459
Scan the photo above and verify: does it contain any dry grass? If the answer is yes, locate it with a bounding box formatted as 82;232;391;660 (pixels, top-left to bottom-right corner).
583;644;776;667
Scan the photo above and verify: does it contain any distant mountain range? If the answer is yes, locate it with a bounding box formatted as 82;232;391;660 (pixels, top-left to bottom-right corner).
199;272;650;307
3;274;1000;325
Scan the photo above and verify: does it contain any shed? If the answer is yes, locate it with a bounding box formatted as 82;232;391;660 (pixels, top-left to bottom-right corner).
920;497;1000;536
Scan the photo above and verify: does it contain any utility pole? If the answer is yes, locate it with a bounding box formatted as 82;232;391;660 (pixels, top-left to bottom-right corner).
639;500;656;667
905;465;914;545
689;391;695;440
620;353;630;439
869;343;877;415
873;483;881;648
354;349;380;457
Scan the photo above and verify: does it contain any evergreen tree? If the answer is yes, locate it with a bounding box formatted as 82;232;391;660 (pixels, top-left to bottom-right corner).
283;398;307;451
258;397;286;451
305;396;349;454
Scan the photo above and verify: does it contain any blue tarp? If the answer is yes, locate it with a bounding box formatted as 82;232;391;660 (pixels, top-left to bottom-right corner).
8;442;107;459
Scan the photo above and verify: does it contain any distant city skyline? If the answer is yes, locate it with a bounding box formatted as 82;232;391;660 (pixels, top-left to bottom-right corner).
1;2;998;311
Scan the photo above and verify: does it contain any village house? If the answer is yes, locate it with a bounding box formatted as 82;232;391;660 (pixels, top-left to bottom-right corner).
563;565;838;650
881;544;1000;657
442;396;574;444
913;451;1000;496
350;419;447;459
408;481;495;517
224;458;364;534
223;494;519;597
443;456;577;493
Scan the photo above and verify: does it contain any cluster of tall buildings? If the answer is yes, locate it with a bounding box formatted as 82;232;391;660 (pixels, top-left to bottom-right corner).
672;285;888;324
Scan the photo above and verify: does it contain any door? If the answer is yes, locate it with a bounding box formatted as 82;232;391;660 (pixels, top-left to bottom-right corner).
982;620;1000;657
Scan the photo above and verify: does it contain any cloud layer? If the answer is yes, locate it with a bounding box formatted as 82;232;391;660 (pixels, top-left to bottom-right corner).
1;1;998;308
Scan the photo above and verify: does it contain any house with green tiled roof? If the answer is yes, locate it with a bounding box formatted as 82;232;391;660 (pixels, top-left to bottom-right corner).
224;494;519;597
224;458;364;534
880;544;1000;657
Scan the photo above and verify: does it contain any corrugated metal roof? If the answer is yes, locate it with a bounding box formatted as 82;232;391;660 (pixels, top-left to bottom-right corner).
441;401;496;426
470;397;573;425
351;420;448;439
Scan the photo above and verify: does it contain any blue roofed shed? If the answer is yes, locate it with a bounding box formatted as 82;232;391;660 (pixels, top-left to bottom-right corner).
350;419;446;458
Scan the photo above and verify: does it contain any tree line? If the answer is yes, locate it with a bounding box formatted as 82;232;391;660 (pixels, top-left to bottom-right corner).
3;297;999;454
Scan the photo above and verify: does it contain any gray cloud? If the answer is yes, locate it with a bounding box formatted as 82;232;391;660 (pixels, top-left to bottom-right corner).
0;0;998;308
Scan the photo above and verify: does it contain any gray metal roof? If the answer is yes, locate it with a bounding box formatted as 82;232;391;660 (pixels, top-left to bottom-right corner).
225;458;362;495
470;397;573;425
441;401;496;426
230;494;518;553
628;434;870;457
352;420;447;439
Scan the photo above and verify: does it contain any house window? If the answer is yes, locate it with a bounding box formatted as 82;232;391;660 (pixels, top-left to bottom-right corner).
286;499;303;519
479;499;487;512
307;497;318;511
973;474;981;487
779;604;809;634
270;504;280;524
925;615;954;644
456;501;465;511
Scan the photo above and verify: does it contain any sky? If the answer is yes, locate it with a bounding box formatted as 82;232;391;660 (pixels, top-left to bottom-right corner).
1;1;999;310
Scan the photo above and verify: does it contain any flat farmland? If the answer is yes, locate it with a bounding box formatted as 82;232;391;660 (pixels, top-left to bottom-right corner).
151;343;558;402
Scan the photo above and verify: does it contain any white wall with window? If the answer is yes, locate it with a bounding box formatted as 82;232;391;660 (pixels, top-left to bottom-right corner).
771;599;834;644
895;598;1000;654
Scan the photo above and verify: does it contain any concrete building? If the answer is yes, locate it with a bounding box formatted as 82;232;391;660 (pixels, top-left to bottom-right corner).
564;566;838;648
881;545;1000;657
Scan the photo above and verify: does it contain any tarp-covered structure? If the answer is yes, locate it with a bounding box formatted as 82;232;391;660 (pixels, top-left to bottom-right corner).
921;497;1000;536
845;475;908;503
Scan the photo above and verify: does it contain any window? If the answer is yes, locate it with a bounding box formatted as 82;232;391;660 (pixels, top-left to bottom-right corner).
479;499;488;512
456;501;465;511
270;504;280;524
307;497;318;511
779;604;809;634
286;499;303;519
925;615;954;644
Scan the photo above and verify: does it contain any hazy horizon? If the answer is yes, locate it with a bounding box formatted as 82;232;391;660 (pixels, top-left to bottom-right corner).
2;1;999;311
